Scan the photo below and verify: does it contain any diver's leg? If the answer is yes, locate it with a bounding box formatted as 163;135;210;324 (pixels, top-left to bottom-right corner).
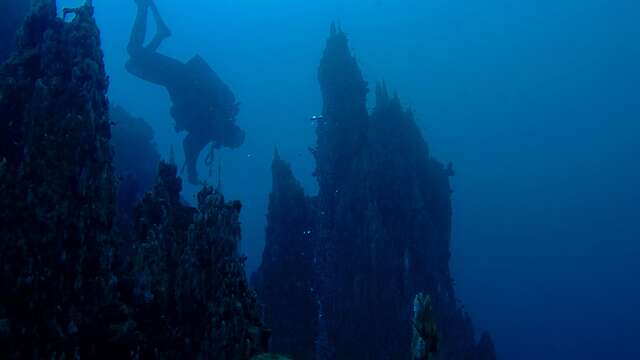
127;1;149;57
126;0;184;88
125;51;185;88
145;1;172;52
183;133;211;185
150;2;172;38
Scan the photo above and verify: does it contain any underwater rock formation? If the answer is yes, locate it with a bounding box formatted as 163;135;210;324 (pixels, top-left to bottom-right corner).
412;294;440;360
252;354;293;360
254;26;496;359
0;1;116;356
0;0;31;63
0;2;269;358
110;104;161;222
315;23;369;193
180;184;269;358
113;161;269;358
312;25;371;360
475;332;498;360
252;150;317;360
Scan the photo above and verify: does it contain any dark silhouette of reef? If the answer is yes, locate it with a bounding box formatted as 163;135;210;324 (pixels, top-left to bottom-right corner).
412;293;440;360
0;1;116;356
110;104;161;223
253;25;497;359
116;162;269;358
0;0;31;63
0;1;269;358
0;1;495;358
252;150;317;360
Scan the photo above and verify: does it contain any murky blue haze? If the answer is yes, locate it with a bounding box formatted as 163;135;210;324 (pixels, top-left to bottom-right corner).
57;0;640;358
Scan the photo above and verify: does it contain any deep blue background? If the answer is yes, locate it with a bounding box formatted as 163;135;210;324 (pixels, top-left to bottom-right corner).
57;1;640;358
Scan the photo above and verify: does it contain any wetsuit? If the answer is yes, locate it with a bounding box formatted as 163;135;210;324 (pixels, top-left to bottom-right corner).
126;1;244;185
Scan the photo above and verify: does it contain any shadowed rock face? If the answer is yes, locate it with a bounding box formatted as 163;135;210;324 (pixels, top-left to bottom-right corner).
0;0;494;357
110;104;161;223
255;26;497;360
0;1;116;356
0;0;30;63
252;151;317;360
475;332;498;360
412;293;440;360
0;2;269;358
119;162;269;358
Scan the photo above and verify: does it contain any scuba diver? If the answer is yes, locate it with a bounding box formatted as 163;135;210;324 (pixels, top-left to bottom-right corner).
126;0;245;185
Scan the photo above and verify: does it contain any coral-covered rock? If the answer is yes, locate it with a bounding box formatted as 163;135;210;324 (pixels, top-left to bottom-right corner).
255;25;496;360
179;185;269;358
0;1;117;356
252;354;293;360
412;293;440;360
119;162;269;358
475;331;498;360
314;23;369;197
252;150;317;359
0;3;269;358
0;0;30;63
110;104;161;223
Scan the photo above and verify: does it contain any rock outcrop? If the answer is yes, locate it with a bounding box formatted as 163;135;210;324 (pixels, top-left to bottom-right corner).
110;104;161;223
475;332;498;360
412;294;440;360
0;0;31;63
254;26;496;360
252;150;317;360
0;1;116;356
0;1;495;357
0;2;269;358
114;162;269;358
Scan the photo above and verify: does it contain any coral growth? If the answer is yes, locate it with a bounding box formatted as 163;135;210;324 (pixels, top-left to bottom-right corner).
254;26;496;360
0;0;30;63
0;2;268;358
252;150;317;359
412;294;440;360
475;331;498;360
114;162;269;358
110;104;161;222
0;1;116;356
0;1;495;358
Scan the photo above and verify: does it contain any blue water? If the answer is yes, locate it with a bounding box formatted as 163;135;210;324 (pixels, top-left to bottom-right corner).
59;0;640;358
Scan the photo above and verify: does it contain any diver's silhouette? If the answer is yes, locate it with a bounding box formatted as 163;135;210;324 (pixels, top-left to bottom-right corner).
126;0;244;185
